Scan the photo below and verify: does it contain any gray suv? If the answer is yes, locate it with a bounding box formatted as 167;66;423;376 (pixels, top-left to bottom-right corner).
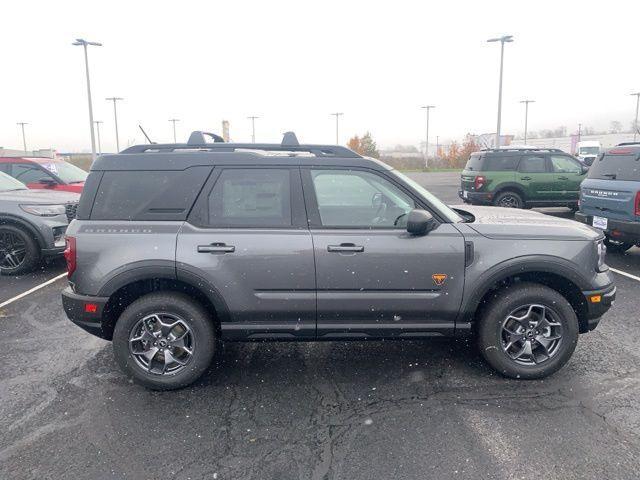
62;132;616;390
0;172;79;275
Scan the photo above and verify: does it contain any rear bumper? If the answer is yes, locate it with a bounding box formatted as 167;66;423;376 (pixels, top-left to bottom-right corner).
581;284;616;331
458;190;494;205
575;212;640;244
62;287;110;339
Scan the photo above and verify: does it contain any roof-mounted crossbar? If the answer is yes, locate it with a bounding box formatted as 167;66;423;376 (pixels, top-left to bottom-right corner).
480;147;564;153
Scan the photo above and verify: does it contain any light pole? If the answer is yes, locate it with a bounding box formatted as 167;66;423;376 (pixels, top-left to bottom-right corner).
487;35;514;148
247;116;259;143
169;118;180;143
16;122;28;152
520;99;535;144
330;112;343;144
420;105;435;167
73;38;102;162
94;121;103;154
106;97;124;152
631;92;640;142
578;123;582;143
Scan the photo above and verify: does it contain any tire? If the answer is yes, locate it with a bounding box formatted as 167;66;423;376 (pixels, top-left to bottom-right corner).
477;282;579;380
493;190;524;209
604;236;633;254
0;224;41;275
113;292;216;390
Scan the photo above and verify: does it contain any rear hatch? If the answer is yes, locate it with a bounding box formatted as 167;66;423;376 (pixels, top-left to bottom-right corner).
580;147;640;222
461;153;484;192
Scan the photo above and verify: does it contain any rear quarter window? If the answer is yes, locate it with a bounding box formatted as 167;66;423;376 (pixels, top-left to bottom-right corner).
588;153;640;181
90;166;212;220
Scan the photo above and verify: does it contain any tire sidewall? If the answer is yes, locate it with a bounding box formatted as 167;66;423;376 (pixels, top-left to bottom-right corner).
0;224;40;275
478;284;579;379
113;292;216;390
494;191;523;209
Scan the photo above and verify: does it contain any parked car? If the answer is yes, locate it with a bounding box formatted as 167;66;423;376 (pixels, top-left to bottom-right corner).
576;141;601;166
62;132;615;390
575;142;640;252
0;171;79;275
459;148;588;209
0;156;88;193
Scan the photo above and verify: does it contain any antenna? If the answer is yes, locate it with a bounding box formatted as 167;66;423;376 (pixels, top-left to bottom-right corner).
138;125;155;144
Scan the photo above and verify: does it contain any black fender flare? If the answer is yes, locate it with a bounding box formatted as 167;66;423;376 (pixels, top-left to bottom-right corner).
492;182;527;201
0;214;46;248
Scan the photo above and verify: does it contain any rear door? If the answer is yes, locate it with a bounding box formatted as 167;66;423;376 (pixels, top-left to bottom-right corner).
302;167;465;338
516;155;555;202
177;167;316;339
549;154;585;201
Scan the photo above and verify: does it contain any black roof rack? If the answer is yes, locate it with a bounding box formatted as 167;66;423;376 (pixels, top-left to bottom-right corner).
479;147;564;153
120;131;361;158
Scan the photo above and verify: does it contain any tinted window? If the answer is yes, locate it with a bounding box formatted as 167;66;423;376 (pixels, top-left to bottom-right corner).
484;155;518;171
91;167;211;220
311;169;414;228
518;156;547;173
550;155;581;173
11;163;56;184
464;154;483;171
587;152;640;181
208;169;291;227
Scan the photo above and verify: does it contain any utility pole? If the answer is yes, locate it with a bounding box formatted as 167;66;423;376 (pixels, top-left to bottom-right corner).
73;38;102;162
631;92;640;142
94;121;103;154
520;99;535;144
436;135;440;161
487;35;514;148
247;116;259;143
420;105;435;167
169;118;180;143
16;122;28;152
578;123;582;143
330;112;343;144
106;97;124;152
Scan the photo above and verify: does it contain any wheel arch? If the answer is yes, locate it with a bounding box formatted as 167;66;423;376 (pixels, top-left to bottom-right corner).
492;183;527;203
0;214;46;248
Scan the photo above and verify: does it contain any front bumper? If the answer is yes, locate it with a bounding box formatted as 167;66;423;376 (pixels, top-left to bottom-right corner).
62;287;110;339
581;284;616;331
575;212;640;244
458;190;494;205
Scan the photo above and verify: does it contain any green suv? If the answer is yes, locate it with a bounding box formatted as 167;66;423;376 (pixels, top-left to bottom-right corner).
459;148;588;209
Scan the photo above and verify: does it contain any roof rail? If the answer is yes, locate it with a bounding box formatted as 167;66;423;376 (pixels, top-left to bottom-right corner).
616;142;640;147
479;147;564;153
121;131;361;157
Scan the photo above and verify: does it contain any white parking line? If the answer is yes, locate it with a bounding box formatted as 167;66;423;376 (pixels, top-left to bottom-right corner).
610;267;640;283
0;272;68;309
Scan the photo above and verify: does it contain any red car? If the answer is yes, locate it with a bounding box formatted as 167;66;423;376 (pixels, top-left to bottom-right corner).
0;157;87;193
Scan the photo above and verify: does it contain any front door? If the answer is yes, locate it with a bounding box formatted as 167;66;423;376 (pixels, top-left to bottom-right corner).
177;167;316;339
516;155;555;203
549;154;585;201
302;167;465;338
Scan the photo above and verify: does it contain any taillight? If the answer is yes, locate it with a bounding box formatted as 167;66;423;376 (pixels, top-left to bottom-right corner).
635;191;640;216
64;236;76;276
474;175;486;190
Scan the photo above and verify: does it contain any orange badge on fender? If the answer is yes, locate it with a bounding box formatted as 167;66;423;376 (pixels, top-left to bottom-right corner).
432;274;448;286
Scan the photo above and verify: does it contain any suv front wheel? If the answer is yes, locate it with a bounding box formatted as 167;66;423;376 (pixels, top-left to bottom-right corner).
477;282;579;379
0;224;40;275
113;292;216;390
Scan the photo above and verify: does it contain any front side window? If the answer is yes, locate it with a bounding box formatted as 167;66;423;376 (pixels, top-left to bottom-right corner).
208;169;292;227
518;156;547;173
310;169;414;228
550;155;581;173
11;163;56;184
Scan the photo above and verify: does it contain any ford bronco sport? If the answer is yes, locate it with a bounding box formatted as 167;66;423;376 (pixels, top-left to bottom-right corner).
62;132;615;390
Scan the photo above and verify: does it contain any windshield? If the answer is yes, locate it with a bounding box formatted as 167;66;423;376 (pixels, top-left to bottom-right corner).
579;147;600;155
587;153;640;181
389;169;463;222
41;161;88;183
0;171;28;191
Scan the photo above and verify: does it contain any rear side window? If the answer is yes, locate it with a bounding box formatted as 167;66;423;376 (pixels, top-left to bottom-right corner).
484;155;518;171
518;156;547;173
464;154;483;171
91;166;211;220
587;153;640;181
207;169;292;227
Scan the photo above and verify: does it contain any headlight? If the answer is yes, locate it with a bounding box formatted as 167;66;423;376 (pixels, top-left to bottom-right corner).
596;239;608;272
20;204;66;217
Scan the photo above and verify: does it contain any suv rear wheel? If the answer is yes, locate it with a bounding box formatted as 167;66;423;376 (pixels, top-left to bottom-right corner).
494;191;523;209
113;292;216;390
0;224;40;275
477;282;579;379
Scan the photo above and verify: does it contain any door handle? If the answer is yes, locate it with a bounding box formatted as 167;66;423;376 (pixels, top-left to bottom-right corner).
558;176;569;180
520;176;532;181
327;243;364;253
197;243;235;254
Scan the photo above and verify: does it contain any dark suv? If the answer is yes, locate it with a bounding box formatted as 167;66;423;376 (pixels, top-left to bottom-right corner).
62;132;615;390
460;148;588;209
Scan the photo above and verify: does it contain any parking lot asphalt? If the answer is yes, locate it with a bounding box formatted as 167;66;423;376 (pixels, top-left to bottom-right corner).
1;172;640;480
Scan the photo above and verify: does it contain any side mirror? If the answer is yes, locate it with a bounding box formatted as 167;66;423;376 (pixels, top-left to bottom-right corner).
406;209;437;235
38;178;57;188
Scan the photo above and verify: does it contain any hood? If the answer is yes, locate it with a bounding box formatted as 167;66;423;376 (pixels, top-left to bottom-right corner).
452;205;601;241
0;188;80;204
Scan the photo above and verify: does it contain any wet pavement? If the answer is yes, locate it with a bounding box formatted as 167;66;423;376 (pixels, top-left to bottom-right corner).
1;172;639;480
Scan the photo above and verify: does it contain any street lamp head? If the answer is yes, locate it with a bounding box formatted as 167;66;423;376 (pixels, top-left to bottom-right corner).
421;105;436;109
520;99;535;103
487;35;514;43
73;38;102;47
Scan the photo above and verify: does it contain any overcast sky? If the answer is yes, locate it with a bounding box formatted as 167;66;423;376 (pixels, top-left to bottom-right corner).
1;0;639;153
